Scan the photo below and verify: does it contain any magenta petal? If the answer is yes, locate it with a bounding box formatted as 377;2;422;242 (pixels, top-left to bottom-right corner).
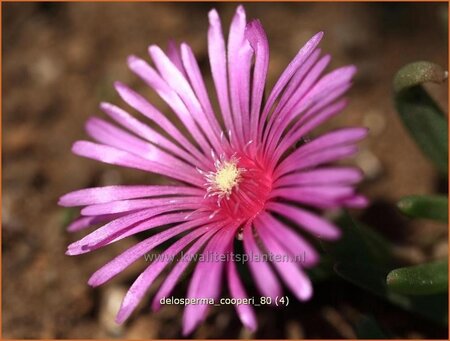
255;214;313;301
242;223;282;299
227;258;258;332
207;8;235;144
245;19;269;144
100;102;201;167
89;217;211;287
114;224;217;324
182;224;238;335
266;202;341;240
166;40;186;77
80;197;202;216
260;213;319;268
151;226;221;312
274;167;363;188
59;185;203;207
66;210;190;255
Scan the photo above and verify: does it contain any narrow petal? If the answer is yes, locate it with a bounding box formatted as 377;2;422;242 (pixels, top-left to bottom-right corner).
266;202;341;240
59;185;203;207
258;32;324;141
66;213;131;232
114;81;210;169
127;56;213;156
261;213;319;268
115;224;217;324
149;46;223;154
255;214;313;301
274;145;359;179
269;186;355;208
242;222;282;299
89;217;213;287
151;226;221;311
294;127;368;157
227;5;250;144
182;224;238;335
100;102;202;167
245;19;269;145
80;197;203;216
166;40;186;77
227;258;257;332
66;209;191;255
342;194;369;208
207;9;236;144
180;43;229;150
271;99;348;163
263;53;330;155
274;167;364;188
72;141;203;187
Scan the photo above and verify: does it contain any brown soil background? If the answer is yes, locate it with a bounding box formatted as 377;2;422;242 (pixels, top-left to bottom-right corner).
2;2;448;339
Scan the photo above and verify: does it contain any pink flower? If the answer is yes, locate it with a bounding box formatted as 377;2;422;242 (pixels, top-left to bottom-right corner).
59;5;368;335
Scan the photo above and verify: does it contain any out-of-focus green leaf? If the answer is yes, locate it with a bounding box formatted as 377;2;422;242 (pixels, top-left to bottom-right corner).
393;61;447;93
325;213;447;325
322;212;392;267
387;259;448;295
397;195;448;222
334;261;448;325
355;315;388;339
393;61;448;174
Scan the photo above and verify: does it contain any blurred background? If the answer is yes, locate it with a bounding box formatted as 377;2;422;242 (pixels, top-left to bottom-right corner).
2;2;448;339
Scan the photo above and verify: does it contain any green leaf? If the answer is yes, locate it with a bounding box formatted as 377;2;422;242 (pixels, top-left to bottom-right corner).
334;262;448;325
393;61;448;174
387;259;448;295
355;315;389;339
322;212;392;267
397;195;448;222
393;61;447;93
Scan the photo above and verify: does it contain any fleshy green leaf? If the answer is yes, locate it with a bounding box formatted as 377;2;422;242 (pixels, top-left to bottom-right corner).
393;61;448;174
334;262;448;325
387;259;448;295
325;213;447;325
322;212;392;267
397;195;448;222
393;61;447;93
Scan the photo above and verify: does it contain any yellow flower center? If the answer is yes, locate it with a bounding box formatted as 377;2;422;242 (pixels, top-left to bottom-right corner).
213;160;242;195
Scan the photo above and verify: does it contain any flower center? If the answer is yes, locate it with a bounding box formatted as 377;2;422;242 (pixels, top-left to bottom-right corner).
202;153;272;222
212;159;242;197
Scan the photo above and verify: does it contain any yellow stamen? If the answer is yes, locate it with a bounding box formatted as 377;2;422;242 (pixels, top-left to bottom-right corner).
214;160;242;195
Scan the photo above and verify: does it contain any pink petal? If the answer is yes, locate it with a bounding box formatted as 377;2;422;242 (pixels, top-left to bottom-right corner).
66;210;191;255
115;223;219;324
255;214;313;301
72;140;203;187
245;19;269;145
242;222;282;299
260;213;319;268
266;202;341;240
151;226;221;312
114;81;210;169
59;185;203;207
227;258;257;332
274;167;364;188
100;102;201;167
182;224;238;335
207;8;235;145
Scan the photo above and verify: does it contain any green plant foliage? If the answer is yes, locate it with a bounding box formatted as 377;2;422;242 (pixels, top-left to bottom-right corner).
393;61;448;174
324;213;448;325
387;260;448;295
397;195;448;222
